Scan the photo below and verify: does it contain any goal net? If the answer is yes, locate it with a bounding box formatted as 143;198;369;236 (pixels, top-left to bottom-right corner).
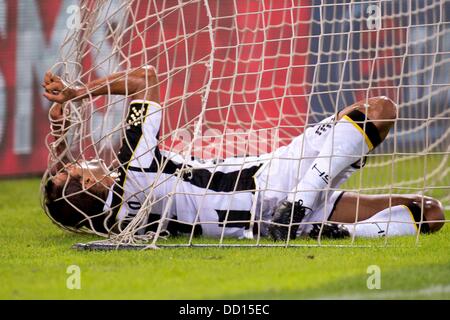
42;0;449;249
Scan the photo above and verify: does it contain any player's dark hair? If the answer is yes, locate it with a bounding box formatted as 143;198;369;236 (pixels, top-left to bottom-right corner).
44;175;108;233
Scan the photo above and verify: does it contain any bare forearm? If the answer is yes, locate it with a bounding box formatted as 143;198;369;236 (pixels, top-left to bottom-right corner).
43;66;157;104
50;126;69;160
49;103;71;165
73;69;145;101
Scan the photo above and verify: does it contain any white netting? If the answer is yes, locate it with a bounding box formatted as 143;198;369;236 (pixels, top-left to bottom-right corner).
42;0;449;248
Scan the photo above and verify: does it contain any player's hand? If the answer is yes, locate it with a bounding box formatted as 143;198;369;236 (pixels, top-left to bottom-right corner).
42;71;77;103
49;102;69;121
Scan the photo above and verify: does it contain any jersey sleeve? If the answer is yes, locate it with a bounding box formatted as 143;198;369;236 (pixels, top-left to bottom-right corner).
117;99;162;169
103;100;162;229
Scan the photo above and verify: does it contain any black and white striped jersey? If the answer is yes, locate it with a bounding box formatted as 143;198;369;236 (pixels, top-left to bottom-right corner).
103;100;265;238
102;100;364;238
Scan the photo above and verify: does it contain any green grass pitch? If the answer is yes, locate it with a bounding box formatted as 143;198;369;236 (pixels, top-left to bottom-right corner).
0;174;449;300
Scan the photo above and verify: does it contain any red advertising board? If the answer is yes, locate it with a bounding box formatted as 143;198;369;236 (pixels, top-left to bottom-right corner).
0;0;65;176
0;0;311;176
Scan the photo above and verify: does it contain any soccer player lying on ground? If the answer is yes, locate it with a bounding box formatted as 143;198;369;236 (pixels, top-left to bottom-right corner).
42;66;445;241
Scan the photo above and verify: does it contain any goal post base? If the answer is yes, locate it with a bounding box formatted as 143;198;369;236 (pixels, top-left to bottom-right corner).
72;243;160;251
71;242;383;250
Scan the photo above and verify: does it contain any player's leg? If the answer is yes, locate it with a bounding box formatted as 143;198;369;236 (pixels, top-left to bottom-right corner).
269;96;397;240
329;192;445;236
291;96;397;208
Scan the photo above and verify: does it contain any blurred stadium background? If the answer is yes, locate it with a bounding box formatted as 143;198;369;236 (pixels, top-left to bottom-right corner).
1;0;448;183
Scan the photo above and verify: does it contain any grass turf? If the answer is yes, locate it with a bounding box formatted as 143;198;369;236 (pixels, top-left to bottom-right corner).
0;178;449;300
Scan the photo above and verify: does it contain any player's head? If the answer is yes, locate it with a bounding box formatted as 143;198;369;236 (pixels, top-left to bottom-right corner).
43;160;115;232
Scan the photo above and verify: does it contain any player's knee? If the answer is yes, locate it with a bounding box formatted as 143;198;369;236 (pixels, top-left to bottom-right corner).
423;197;445;233
351;96;397;143
378;96;397;120
366;96;398;121
409;196;445;233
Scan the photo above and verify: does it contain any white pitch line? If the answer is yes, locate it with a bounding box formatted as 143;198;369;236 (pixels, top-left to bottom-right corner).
316;284;450;300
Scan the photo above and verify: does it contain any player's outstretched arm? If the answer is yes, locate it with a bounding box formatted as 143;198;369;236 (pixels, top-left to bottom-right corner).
48;102;71;168
42;71;72;169
42;65;159;104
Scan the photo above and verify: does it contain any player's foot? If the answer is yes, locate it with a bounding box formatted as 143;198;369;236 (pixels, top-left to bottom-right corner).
308;223;350;239
268;200;308;241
